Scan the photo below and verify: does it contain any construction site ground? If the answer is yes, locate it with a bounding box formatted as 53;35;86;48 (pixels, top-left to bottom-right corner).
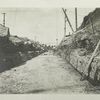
0;51;100;94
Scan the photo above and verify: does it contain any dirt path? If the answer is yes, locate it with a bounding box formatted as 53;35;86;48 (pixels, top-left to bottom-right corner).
0;51;98;94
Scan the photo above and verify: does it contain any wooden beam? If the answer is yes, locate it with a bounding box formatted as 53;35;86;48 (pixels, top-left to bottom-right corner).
75;8;78;31
87;40;100;78
62;8;74;32
64;9;67;37
2;13;6;26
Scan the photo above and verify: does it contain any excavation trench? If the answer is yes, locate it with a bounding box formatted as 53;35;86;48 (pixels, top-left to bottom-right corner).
0;51;99;94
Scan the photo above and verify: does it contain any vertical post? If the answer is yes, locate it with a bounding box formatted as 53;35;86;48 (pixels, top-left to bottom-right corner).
75;8;78;31
64;9;67;37
62;8;74;33
2;13;6;27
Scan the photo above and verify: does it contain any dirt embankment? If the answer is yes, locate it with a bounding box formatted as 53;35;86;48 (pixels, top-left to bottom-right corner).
0;24;47;73
56;8;100;85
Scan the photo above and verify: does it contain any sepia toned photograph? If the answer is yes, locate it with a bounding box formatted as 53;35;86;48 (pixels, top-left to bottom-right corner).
0;8;100;94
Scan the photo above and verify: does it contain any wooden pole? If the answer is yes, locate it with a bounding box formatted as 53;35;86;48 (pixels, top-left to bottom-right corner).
62;8;74;32
64;9;67;37
2;13;6;26
75;8;78;31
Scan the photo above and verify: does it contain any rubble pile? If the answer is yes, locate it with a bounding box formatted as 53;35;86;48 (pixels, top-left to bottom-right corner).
56;8;100;85
0;24;47;72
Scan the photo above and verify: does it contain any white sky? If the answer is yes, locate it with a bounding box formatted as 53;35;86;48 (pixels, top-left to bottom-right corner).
0;8;95;45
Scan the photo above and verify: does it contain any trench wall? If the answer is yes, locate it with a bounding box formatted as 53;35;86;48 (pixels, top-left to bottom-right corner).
57;48;100;85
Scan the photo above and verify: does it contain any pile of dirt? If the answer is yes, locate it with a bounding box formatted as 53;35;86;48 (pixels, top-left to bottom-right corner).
56;8;100;84
0;24;48;72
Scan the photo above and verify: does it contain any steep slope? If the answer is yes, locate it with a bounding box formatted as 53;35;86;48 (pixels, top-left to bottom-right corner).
56;8;100;85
